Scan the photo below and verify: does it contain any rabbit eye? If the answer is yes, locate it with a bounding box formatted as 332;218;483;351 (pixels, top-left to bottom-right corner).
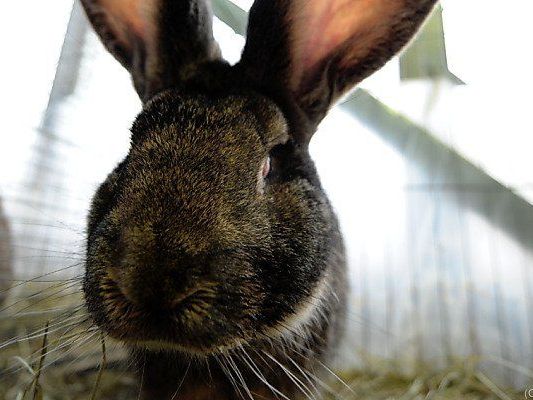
261;157;271;178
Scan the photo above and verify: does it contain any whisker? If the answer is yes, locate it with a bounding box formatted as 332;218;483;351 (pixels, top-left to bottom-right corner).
1;275;82;284
284;353;342;400
1;283;82;320
0;279;80;314
205;357;213;384
260;350;315;400
40;328;101;372
169;360;191;400
0;305;80;320
283;354;320;399
272;321;356;397
302;295;394;339
0;262;83;295
227;352;254;400
137;352;146;400
258;326;350;399
9;220;84;233
12;245;84;256
238;347;289;400
22;318;93;366
7;255;83;262
0;311;87;352
215;353;244;399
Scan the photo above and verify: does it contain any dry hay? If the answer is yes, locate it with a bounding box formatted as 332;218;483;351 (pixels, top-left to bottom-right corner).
0;283;524;400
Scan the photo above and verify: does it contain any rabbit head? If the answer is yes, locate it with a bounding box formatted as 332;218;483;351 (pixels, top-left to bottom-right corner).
82;0;437;355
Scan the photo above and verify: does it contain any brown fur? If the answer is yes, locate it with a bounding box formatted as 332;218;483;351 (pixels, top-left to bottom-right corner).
80;0;437;398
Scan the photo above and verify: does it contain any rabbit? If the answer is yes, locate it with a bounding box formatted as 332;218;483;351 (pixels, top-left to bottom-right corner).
80;0;437;398
0;197;12;305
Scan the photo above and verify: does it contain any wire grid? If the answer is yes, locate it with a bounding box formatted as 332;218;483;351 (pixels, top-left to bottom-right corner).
0;0;532;391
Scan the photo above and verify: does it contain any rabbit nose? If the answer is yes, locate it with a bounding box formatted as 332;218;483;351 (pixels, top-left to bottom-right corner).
108;265;190;310
109;225;216;311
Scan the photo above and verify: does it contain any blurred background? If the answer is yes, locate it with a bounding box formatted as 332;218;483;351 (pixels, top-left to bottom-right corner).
1;0;533;397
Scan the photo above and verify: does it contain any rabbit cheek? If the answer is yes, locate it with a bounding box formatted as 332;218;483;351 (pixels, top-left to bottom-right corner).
264;275;329;340
252;178;336;336
84;234;123;334
84;228;265;352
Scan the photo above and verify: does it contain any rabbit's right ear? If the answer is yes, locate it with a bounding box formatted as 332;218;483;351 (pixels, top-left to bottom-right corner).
81;0;221;101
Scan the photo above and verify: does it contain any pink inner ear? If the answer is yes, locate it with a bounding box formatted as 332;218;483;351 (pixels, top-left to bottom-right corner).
100;0;151;38
289;0;406;89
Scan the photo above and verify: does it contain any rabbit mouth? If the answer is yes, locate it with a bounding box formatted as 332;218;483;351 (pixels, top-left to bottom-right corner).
87;270;259;354
100;274;216;322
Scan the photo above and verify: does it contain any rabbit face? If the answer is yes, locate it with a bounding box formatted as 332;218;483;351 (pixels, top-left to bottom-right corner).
83;90;336;353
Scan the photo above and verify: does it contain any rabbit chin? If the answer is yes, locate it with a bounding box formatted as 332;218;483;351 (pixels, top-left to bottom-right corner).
123;337;249;356
100;318;251;356
104;274;332;357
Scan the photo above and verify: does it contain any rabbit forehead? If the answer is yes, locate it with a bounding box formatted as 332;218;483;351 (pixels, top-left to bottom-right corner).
118;96;276;238
133;91;288;150
129;120;264;180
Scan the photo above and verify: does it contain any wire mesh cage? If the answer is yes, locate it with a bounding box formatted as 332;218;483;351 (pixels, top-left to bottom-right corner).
1;0;532;398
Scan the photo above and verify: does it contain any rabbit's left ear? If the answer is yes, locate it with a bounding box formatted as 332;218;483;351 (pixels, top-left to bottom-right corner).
239;0;438;142
81;0;221;101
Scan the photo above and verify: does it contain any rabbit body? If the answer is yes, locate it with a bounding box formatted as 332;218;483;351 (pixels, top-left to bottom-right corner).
80;0;437;398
